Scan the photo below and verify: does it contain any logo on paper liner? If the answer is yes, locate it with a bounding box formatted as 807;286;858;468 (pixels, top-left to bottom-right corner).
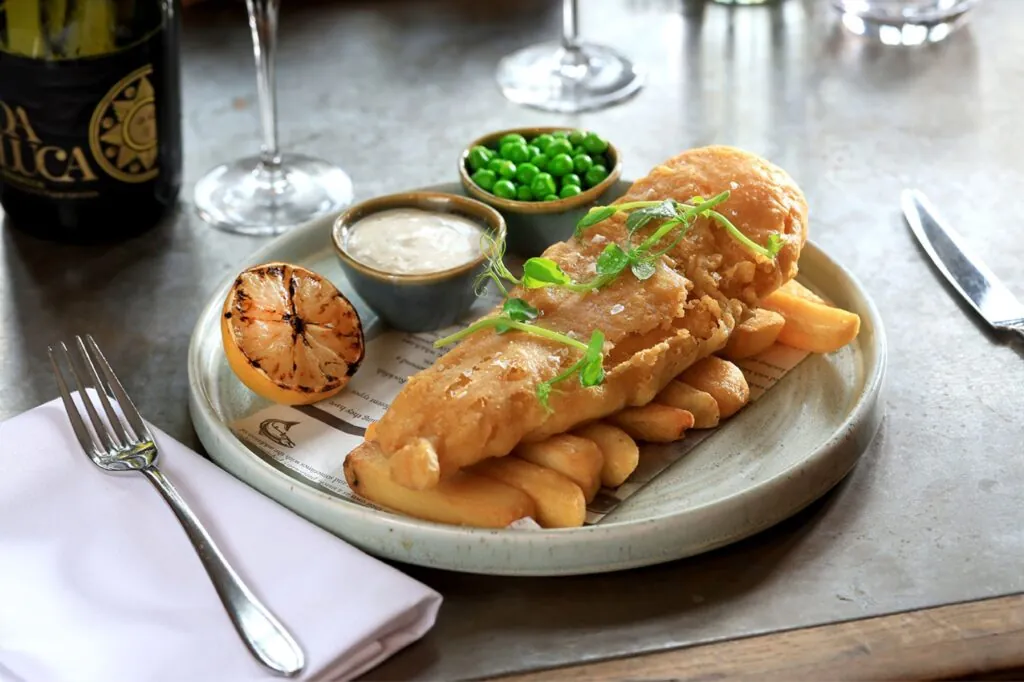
259;419;300;449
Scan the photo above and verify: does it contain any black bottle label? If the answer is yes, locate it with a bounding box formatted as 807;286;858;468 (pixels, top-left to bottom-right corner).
0;35;164;201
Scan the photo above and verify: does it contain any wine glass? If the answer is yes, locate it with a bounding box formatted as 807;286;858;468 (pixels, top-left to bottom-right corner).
194;0;353;236
496;0;644;113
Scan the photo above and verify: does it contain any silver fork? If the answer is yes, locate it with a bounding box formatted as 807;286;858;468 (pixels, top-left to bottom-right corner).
49;335;305;677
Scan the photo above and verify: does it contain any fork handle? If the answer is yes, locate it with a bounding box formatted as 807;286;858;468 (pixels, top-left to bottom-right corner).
142;466;305;677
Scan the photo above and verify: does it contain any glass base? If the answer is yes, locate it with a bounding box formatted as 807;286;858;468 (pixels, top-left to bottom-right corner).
496;42;643;114
834;1;976;45
193;153;353;236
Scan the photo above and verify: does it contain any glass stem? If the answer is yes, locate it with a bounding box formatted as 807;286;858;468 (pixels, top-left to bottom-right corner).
246;0;281;169
561;0;579;50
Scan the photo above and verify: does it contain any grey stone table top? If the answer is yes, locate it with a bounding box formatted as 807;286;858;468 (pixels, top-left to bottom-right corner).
3;0;1022;679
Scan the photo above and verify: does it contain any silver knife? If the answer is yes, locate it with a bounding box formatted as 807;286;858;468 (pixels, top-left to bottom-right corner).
902;189;1024;337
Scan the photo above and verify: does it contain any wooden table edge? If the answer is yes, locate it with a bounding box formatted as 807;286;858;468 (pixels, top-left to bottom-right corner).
488;592;1024;682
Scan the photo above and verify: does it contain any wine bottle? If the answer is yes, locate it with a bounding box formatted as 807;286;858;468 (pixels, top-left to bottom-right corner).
0;0;182;243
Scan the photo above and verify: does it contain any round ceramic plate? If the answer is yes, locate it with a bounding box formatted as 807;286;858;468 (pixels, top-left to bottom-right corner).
188;181;886;576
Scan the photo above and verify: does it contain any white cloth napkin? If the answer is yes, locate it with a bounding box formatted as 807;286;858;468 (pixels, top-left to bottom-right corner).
0;398;441;682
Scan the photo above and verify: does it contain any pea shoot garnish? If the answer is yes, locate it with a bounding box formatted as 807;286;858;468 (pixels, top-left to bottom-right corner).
576;189;783;261
433;296;606;411
441;188;779;412
534;329;605;411
477;191;783;305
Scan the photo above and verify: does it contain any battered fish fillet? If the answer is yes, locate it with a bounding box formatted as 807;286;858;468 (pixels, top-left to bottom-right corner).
608;145;807;307
352;146;808;489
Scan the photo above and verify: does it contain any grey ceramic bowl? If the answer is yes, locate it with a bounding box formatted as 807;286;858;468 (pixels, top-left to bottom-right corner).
332;192;506;333
458;126;624;258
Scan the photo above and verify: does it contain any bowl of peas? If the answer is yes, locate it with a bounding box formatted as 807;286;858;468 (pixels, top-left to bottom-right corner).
458;126;623;257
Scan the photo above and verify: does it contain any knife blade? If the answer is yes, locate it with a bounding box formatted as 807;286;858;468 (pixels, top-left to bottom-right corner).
902;189;1024;333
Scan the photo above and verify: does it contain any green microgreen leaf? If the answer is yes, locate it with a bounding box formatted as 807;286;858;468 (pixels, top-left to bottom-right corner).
474;232;520;296
532;329;606;410
596;243;631;277
434;315;587;351
579;359;605;387
636;192;729;254
648;222;694;259
766;232;783;257
625;199;678;235
578;331;606;387
522;257;573;289
502;297;539;323
575;206;618;236
705;209;779;260
630;259;657;281
535;382;553;412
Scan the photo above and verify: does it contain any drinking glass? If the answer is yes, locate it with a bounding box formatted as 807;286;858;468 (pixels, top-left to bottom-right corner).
496;0;643;113
194;0;353;236
833;0;980;45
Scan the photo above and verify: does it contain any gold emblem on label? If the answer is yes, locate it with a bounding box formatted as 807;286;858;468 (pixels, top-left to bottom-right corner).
89;65;160;183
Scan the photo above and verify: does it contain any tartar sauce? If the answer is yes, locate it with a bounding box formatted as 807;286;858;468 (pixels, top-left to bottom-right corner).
345;208;484;275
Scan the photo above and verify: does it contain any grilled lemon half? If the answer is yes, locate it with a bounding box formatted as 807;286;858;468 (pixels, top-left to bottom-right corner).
221;262;365;405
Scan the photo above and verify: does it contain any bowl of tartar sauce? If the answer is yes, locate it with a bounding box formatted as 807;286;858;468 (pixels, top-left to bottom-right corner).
332;192;506;332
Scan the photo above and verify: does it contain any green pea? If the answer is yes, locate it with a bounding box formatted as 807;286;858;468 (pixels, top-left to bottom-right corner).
493;179;517;199
547;153;574;177
546;139;573;157
471;169;497;191
500;142;530;164
530;154;549;172
530;172;557;198
572;153;593;174
494;159;517;179
568;129;586;146
531;134;555;152
515;162;540;185
572;144;587;157
591;154;608;169
527;145;541;159
559;184;583;199
467;146;493;172
561;173;582;188
499;133;527;147
551;130;570;139
585;164;608;187
583;132;609;154
516;185;535;201
543;194;560;202
487;158;504;173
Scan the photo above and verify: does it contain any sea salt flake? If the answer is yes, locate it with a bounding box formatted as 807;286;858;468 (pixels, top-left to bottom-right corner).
610;304;625;315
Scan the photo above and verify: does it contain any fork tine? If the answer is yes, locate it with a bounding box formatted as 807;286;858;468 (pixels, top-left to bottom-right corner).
49;345;103;455
75;335;129;449
62;341;119;453
86;334;154;443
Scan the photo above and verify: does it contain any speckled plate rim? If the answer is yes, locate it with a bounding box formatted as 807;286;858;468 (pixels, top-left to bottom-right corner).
187;182;887;577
